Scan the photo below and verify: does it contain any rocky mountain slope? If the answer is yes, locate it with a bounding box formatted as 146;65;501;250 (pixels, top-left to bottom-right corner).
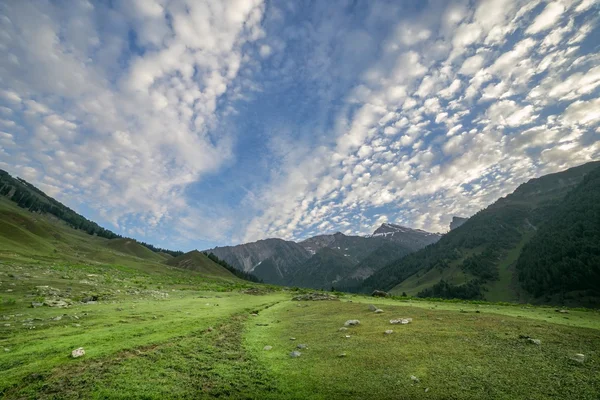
371;223;441;248
361;161;600;307
206;225;440;288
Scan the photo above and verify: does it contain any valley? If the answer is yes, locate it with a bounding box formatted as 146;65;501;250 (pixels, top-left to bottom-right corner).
1;164;600;398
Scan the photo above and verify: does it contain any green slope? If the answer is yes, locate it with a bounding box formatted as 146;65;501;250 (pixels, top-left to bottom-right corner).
363;161;600;305
104;238;165;262
166;250;239;280
287;247;356;289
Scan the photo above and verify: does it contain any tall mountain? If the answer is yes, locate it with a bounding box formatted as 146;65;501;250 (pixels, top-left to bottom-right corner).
207;225;439;287
361;161;600;306
450;216;468;230
370;223;442;249
207;238;311;283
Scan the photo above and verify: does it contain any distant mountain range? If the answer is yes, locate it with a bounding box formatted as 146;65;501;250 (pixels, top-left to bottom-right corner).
206;225;442;288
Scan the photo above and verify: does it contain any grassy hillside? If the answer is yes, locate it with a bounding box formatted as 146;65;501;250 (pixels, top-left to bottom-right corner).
362;162;600;306
105;238;166;262
166;250;239;280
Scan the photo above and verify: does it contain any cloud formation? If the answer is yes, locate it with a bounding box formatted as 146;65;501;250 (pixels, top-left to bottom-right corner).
0;0;598;249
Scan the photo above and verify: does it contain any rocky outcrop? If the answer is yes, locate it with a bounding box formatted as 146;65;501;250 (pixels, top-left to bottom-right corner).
450;216;468;230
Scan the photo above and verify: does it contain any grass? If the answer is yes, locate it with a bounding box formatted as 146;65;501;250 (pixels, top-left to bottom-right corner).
246;300;600;399
2;198;600;398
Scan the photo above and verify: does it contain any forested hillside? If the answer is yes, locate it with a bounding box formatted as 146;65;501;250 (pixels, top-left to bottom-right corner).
516;166;600;302
361;162;600;305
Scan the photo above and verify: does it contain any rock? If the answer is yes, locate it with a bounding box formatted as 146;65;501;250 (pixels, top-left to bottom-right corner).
344;319;360;326
411;375;419;383
3;324;10;327
372;290;389;297
338;352;347;357
73;324;81;327
31;302;43;308
4;348;10;352
250;313;258;317
374;309;384;313
292;293;339;301
71;347;85;358
344;335;351;338
384;330;394;335
390;318;411;325
572;353;585;363
338;327;349;331
52;316;62;321
556;309;569;314
44;299;71;308
297;344;308;349
290;351;301;358
425;388;429;393
263;345;273;351
527;338;541;345
368;304;377;311
290;337;296;340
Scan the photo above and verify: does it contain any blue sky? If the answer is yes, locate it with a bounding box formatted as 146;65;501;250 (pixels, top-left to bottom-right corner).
0;0;599;251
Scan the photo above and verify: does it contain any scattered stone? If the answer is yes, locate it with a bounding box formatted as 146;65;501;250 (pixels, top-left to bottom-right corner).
384;330;394;335
290;337;296;341
372;290;389;297
425;388;429;393
3;323;10;327
71;347;85;358
344;319;360;326
374;309;384;313
290;351;301;358
338;352;347;358
368;304;377;311
527;338;541;345
250;313;258;317
411;375;420;383
4;348;10;352
338;327;349;331
297;344;308;349
263;345;273;351
572;353;585;363
51;316;62;321
73;324;81;327
44;299;71;308
31;302;44;308
556;309;569;314
390;318;412;325
292;293;338;301
344;335;351;338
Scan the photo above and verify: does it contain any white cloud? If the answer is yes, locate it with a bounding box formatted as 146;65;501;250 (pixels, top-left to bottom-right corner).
486;100;538;127
525;1;566;35
562;98;600;126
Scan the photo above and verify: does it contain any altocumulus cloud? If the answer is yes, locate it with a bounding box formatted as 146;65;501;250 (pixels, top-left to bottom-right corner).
0;0;599;250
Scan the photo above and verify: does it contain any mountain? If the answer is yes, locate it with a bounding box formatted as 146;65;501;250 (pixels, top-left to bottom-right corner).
515;166;600;303
286;247;356;289
371;223;442;249
360;161;600;306
300;232;389;263
450;216;468;230
207;238;311;282
207;224;440;287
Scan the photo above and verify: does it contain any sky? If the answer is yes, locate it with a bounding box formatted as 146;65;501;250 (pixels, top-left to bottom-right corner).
0;0;599;251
